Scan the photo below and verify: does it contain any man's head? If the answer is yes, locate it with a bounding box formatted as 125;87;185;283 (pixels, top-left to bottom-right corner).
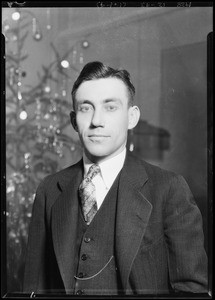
70;61;140;163
71;61;135;109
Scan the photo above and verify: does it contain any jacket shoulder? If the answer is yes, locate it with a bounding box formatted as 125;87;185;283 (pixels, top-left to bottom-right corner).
128;153;190;196
37;159;83;193
136;156;193;200
142;159;177;180
129;153;177;181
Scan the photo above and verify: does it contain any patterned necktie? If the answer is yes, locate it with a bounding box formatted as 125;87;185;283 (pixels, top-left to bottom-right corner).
79;164;101;225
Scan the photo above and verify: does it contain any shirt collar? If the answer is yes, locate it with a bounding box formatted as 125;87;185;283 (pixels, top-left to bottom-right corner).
83;148;126;189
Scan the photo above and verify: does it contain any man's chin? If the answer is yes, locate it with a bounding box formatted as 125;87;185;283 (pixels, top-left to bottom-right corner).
84;147;110;162
86;150;108;159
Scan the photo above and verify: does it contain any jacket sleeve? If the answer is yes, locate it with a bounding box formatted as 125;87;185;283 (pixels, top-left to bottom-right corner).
22;180;48;293
163;174;208;293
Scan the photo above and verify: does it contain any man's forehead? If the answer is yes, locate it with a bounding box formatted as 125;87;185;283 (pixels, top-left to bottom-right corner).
76;77;128;98
78;77;126;89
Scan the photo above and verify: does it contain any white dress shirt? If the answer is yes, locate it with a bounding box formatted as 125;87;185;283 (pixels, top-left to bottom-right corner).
83;148;126;209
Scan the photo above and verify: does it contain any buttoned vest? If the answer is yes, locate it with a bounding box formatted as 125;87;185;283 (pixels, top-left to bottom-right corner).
73;173;122;296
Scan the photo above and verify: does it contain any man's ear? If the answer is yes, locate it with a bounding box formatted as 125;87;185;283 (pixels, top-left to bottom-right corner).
70;111;78;132
128;105;140;130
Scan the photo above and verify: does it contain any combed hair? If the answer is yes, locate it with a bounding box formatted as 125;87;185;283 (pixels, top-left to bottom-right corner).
71;61;135;109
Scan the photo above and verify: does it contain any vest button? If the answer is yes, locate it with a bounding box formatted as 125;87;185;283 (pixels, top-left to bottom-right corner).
76;289;84;295
84;237;91;243
81;254;88;261
78;272;85;278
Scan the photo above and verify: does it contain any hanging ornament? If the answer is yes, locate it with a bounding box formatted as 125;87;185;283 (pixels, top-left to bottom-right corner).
46;9;52;30
56;141;64;157
129;143;134;152
12;35;18;41
61;78;67;97
47;124;54;133
9;67;15;85
17;90;22;100
35;98;41;119
33;31;42;41
3;23;10;32
2;20;10;43
128;129;135;152
52;137;57;147
72;48;77;64
81;40;90;49
15;68;19;76
61;60;70;69
79;53;84;65
16;67;23;100
32;17;42;41
44;85;51;93
12;11;21;21
19;109;28;120
49;99;57;113
62;89;67;97
44;113;50;120
28;193;36;205
24;152;31;170
7;179;16;194
18;95;28;119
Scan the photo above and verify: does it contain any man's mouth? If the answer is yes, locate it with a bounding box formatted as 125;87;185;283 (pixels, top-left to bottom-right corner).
88;134;109;142
89;134;108;137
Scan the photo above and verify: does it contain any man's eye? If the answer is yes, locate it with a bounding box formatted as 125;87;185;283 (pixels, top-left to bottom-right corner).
106;105;117;111
79;105;92;112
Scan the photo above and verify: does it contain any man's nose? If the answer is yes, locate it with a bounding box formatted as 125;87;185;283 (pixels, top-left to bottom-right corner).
91;109;104;127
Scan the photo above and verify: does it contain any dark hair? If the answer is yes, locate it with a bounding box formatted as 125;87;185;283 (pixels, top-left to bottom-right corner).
71;61;135;109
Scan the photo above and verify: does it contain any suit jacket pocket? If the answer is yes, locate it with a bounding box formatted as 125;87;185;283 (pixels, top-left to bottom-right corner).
140;220;164;251
128;234;170;294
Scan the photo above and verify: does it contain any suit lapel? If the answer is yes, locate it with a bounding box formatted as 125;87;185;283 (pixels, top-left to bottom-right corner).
51;160;83;291
115;153;153;291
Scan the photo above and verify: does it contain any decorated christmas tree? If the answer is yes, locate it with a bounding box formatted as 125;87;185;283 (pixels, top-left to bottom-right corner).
3;8;83;292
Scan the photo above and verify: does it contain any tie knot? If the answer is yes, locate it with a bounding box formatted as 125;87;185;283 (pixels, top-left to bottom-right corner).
86;164;101;181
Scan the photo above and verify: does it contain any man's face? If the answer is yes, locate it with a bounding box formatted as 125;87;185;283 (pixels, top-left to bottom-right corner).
73;78;133;163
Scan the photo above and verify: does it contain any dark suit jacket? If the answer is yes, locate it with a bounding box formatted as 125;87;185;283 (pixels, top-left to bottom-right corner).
23;152;208;295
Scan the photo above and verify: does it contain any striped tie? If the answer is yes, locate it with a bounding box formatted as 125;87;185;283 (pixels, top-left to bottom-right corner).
79;164;101;225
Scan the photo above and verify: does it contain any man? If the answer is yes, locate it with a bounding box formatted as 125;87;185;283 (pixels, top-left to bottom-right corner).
23;61;208;296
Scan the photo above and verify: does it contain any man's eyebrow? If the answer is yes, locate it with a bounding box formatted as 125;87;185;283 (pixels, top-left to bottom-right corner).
76;100;92;105
103;98;122;104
